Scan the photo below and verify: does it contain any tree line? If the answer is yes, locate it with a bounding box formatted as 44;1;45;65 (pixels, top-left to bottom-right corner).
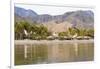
15;21;94;40
15;21;51;40
59;27;94;38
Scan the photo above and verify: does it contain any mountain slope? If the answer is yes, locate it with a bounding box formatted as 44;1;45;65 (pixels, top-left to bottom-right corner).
15;7;38;17
14;6;94;30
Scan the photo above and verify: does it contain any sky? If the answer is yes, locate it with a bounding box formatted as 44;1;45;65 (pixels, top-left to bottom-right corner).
15;3;94;16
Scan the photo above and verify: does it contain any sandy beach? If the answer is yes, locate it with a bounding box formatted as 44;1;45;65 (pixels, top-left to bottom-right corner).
15;39;94;45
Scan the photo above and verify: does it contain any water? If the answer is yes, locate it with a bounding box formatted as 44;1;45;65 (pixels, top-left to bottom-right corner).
15;41;94;65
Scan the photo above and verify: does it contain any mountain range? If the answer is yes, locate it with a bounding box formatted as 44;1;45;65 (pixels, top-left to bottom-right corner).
14;6;94;32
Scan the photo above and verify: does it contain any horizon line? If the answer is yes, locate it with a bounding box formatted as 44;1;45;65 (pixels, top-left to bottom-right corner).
14;3;94;16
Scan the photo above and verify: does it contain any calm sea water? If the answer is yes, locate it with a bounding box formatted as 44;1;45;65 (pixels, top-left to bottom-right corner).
15;41;94;65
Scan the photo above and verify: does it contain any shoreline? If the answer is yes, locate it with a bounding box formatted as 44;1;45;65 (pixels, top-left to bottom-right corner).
15;39;94;45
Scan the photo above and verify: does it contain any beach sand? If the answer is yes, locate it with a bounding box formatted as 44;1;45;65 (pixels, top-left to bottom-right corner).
15;39;94;45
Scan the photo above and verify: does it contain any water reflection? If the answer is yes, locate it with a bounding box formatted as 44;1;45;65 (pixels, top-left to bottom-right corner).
74;43;78;56
15;42;94;65
24;45;27;59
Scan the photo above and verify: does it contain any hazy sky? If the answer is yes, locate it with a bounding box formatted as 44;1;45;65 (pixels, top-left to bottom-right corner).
15;4;94;16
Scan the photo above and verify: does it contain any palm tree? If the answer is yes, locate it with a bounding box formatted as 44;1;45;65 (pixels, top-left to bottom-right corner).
15;22;24;39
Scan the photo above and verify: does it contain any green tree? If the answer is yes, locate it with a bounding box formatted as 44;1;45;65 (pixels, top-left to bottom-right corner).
58;32;67;37
15;22;24;39
86;29;94;38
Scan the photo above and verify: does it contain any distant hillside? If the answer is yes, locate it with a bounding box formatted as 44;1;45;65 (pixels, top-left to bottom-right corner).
43;21;72;33
15;7;38;17
15;6;94;32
